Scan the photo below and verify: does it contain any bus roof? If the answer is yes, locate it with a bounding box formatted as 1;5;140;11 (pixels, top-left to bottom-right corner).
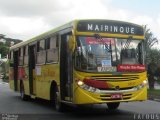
10;20;75;50
10;19;144;50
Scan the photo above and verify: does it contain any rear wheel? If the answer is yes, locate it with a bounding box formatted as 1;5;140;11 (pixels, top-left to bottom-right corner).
107;102;120;110
20;82;29;101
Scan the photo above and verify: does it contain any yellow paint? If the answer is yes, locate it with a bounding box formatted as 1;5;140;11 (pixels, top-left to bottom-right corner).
9;19;146;105
23;80;30;95
65;97;71;101
73;71;147;104
31;95;36;99
35;64;60;100
73;86;147;104
32;70;36;95
75;31;144;40
9;80;14;90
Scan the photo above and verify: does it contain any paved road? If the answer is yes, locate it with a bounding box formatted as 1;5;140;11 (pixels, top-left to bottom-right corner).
0;81;160;120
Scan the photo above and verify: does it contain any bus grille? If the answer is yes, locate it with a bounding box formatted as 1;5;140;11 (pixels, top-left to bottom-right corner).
99;87;134;90
91;75;139;81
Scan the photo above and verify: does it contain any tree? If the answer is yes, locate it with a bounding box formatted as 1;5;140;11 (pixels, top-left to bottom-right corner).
144;25;159;89
0;35;22;58
148;62;157;89
148;49;160;64
144;25;159;64
0;34;22;81
0;42;9;58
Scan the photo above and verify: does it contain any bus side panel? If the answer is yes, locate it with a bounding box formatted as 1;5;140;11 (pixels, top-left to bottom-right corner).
35;67;43;98
35;64;60;100
17;67;25;92
34;65;43;98
23;67;30;96
35;65;49;99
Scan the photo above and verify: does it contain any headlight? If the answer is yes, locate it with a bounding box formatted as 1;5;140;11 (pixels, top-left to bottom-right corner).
77;80;84;86
77;80;99;93
135;80;148;90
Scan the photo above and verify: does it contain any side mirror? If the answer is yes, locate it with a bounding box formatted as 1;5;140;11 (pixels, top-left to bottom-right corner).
68;35;75;53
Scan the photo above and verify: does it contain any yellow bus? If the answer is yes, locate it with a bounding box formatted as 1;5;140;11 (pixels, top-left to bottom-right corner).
9;19;147;111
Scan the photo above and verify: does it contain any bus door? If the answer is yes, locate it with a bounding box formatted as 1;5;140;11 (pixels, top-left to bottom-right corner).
13;50;18;91
60;34;73;101
28;45;36;95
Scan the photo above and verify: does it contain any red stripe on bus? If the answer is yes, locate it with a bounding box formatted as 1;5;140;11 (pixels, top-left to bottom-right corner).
83;78;109;89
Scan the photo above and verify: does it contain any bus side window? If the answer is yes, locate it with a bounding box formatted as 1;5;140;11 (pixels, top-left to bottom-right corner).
46;38;50;50
19;47;23;66
36;40;46;64
24;45;28;65
46;35;58;63
40;40;45;51
37;41;40;52
9;51;14;67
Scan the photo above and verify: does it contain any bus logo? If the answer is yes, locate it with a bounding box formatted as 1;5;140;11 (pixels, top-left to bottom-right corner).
115;86;120;90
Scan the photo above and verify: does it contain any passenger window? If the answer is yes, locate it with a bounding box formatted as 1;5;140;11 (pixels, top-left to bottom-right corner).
36;40;46;64
24;46;28;65
18;48;23;66
46;36;59;63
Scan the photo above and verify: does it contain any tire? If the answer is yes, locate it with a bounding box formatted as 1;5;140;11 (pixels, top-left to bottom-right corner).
107;102;120;110
20;83;29;101
52;90;66;112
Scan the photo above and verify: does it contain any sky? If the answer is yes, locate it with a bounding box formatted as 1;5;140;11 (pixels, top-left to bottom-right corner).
0;0;160;45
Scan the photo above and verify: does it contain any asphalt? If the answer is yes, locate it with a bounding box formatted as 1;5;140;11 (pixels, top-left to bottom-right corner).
0;78;160;120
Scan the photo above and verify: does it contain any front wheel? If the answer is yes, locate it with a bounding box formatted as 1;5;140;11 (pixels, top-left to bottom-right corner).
53;91;66;112
107;102;120;110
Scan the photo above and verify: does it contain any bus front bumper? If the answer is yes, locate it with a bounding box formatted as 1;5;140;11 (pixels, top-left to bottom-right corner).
73;86;147;104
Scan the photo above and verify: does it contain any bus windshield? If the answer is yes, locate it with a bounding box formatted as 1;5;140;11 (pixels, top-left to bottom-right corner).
75;36;144;72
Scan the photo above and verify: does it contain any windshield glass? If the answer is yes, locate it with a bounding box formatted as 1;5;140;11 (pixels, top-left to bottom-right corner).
75;36;144;72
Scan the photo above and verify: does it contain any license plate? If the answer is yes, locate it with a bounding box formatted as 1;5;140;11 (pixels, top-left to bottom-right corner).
111;94;122;99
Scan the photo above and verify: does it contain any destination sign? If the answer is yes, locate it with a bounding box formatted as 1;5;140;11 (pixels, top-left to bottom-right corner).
117;64;145;72
77;20;144;36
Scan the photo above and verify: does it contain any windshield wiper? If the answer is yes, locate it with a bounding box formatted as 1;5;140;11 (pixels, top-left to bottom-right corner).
122;36;133;50
94;34;111;52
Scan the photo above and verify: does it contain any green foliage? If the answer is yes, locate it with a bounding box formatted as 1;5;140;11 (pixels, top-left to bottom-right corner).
144;25;159;64
148;49;160;64
144;25;158;49
0;43;9;58
0;34;22;81
144;25;160;89
0;35;22;58
158;80;160;85
148;89;160;96
0;60;9;81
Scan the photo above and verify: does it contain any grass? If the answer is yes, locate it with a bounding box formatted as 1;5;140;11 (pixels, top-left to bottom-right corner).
157;80;160;85
148;89;160;96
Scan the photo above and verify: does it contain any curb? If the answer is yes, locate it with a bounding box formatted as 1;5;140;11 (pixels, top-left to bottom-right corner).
0;82;8;85
148;95;160;102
